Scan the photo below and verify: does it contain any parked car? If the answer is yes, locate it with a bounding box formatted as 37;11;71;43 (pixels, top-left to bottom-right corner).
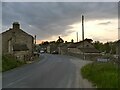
52;50;58;54
40;50;44;54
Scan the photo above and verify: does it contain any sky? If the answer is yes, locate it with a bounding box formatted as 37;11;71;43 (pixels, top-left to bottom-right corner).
1;2;118;44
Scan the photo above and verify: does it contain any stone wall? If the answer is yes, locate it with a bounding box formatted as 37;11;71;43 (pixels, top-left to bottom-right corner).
65;52;101;61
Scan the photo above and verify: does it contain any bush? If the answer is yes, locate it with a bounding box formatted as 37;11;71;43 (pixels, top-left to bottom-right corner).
2;55;25;72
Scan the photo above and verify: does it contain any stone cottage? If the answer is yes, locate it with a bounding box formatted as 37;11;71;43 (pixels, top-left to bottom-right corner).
67;39;101;60
2;22;34;61
58;42;72;55
47;36;64;54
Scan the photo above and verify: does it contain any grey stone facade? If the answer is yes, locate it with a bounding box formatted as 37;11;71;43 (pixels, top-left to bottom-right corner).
1;22;34;60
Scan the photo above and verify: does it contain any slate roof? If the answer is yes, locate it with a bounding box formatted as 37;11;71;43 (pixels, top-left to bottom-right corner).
67;40;100;53
67;42;81;48
57;43;65;47
78;48;100;53
13;44;29;51
1;26;33;39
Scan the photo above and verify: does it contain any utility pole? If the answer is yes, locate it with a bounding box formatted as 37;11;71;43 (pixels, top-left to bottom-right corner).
82;15;85;60
35;35;36;45
76;32;78;42
82;15;84;42
34;35;36;51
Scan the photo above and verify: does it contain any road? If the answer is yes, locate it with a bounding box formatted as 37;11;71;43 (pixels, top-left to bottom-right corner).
3;54;93;88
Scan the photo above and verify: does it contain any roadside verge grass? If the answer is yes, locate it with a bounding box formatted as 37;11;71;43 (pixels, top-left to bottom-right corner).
81;62;118;88
2;55;25;72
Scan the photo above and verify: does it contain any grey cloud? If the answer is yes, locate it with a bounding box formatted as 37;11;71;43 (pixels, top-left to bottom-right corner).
2;2;118;40
98;21;111;25
92;36;115;42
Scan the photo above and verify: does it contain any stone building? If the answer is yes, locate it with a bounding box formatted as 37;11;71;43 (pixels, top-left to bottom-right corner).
47;36;64;54
2;22;34;60
58;42;72;55
67;39;101;60
67;39;100;54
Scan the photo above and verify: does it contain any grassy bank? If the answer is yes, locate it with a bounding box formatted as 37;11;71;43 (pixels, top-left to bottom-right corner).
81;62;119;88
2;55;25;72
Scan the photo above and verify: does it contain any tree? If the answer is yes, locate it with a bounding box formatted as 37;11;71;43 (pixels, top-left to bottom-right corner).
50;41;55;44
93;41;117;54
42;41;49;45
71;39;74;43
93;41;104;52
103;42;111;53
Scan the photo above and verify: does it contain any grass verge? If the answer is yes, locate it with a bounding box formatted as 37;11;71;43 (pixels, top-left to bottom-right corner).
2;55;25;72
81;62;119;88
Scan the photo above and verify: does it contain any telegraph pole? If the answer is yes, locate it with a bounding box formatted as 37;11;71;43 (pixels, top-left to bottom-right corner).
82;15;84;42
76;32;78;42
35;35;36;45
34;35;37;51
82;15;85;60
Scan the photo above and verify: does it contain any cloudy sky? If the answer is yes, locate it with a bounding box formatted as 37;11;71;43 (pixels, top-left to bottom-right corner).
2;2;118;44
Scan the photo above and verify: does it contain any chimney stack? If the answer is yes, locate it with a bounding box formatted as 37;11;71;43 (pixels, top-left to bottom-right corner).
13;22;20;30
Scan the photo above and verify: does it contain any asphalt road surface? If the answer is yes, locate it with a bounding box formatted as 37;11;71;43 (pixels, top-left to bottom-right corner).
3;54;93;88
